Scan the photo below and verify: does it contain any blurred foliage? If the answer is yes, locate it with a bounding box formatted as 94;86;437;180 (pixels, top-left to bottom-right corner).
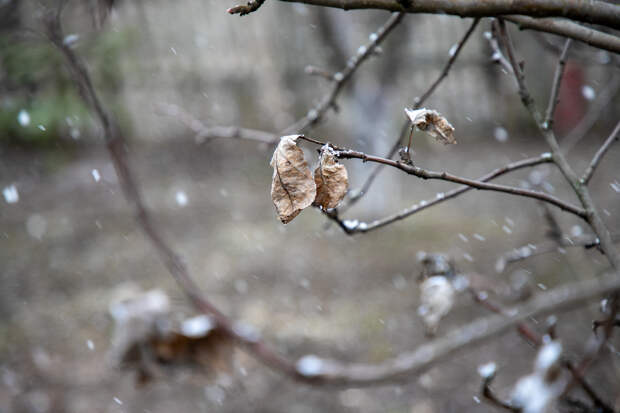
0;26;136;145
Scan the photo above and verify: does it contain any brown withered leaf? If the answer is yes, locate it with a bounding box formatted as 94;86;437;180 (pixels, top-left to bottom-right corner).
313;145;348;209
405;108;456;145
108;289;234;386
270;135;316;223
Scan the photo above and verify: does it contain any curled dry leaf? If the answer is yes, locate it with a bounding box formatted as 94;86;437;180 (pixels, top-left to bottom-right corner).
313;145;348;209
405;108;456;145
270;135;317;223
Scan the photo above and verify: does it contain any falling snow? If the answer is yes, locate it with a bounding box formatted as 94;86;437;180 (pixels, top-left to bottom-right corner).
26;214;47;240
175;191;188;206
17;110;30;126
477;362;497;379
91;169;101;182
181;315;215;338
448;43;458;57
3;185;19;204
494;126;508;142
296;354;323;377
581;85;596;101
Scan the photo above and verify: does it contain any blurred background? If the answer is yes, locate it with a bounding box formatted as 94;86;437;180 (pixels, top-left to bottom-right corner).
1;0;619;412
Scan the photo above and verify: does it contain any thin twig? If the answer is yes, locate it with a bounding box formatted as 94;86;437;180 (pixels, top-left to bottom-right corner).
544;39;572;131
470;287;616;412
328;155;556;234
495;233;620;273
275;0;620;30
414;18;481;107
497;18;620;270
505;16;620;55
283;12;405;134
227;0;266;16
330;147;585;218
158;103;278;144
581;120;620;185
562;75;620;154
481;374;521;412
497;18;620;405
338;18;483;212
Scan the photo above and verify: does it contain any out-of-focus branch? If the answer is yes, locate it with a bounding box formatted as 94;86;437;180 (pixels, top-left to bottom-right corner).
581;120;620;185
283;12;404;134
275;0;620;30
495;233;620;273
158;103;278;144
505;16;620;54
480;372;520;412
227;0;266;16
470;288;615;412
326;155;555;234
544;39;572;131
562;75;620;154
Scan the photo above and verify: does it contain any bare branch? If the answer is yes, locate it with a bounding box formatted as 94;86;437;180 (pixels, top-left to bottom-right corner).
544;39;572;131
330;147;586;218
481;373;521;412
414;18;481;107
505;16;620;55
227;0;266;16
294;271;620;384
275;0;620;30
581;120;620;185
494;233;620;273
562;75;620;154
338;18;486;212
470;288;616;412
158;103;278;144
329;155;555;234
283;12;405;134
497;19;620;270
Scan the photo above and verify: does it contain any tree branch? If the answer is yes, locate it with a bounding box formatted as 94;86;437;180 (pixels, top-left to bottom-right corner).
505;16;620;55
581;120;620;185
338;17;481;213
562;75;620;154
275;0;620;30
497;19;620;270
330;147;585;219
158;103;278;144
283;12;405;134
327;155;556;234
544;39;572;131
337;17;480;213
227;0;267;16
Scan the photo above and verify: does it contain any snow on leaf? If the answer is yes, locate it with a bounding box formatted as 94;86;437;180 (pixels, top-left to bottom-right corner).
313;145;348;210
270;135;316;223
405;108;456;145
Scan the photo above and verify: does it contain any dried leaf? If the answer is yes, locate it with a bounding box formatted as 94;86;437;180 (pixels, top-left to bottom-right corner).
270;135;316;223
108;289;234;385
405;108;456;145
313;145;348;209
